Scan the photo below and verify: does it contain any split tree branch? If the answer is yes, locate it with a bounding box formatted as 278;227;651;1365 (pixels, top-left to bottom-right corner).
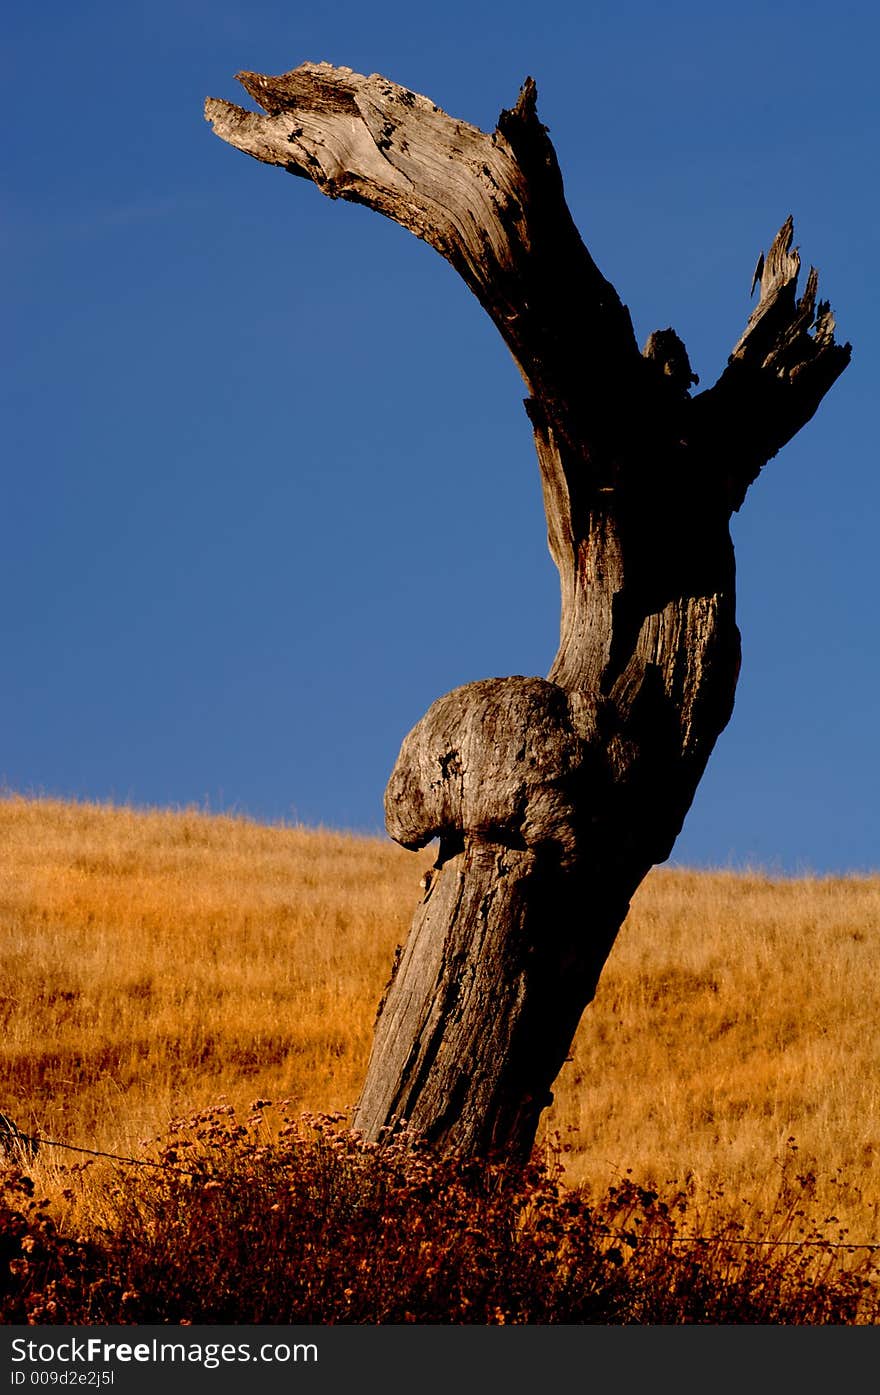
690;216;852;511
206;63;641;468
207;65;851;524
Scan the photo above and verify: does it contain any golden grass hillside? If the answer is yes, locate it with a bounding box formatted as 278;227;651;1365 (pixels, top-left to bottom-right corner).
2;795;879;1242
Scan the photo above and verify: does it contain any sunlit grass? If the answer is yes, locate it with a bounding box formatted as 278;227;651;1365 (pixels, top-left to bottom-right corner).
1;794;878;1248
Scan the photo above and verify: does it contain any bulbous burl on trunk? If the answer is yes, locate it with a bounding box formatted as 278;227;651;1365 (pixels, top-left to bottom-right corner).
206;64;851;1160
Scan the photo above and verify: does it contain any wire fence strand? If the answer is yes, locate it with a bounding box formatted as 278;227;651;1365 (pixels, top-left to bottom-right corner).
7;1132;205;1178
4;1129;879;1253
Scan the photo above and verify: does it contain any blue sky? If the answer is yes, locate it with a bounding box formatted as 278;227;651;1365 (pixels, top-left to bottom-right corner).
4;1;878;871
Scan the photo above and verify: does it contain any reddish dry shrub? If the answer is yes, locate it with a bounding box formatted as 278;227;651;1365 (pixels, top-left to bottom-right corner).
3;1108;878;1324
0;1170;122;1323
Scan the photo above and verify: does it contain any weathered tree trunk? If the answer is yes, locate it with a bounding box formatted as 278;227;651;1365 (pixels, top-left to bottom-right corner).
206;65;851;1160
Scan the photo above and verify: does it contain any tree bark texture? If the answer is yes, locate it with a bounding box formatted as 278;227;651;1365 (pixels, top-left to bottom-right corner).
206;65;851;1160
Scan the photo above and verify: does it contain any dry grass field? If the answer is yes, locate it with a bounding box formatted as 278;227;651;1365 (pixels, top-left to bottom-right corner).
2;794;879;1247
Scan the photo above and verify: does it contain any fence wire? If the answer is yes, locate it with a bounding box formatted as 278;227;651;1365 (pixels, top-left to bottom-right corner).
3;1128;879;1254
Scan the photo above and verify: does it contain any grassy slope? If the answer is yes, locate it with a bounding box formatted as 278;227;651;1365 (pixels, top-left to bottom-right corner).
1;795;878;1240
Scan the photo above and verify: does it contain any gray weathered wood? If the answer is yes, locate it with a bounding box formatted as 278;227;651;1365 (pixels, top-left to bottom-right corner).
206;64;851;1159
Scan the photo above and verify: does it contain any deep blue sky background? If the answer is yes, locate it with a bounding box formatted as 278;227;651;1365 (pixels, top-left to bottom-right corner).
4;1;878;871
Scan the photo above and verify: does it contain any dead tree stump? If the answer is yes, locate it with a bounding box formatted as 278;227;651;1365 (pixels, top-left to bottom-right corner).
206;64;851;1160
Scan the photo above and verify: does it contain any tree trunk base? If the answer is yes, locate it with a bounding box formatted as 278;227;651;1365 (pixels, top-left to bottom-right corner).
354;838;626;1161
